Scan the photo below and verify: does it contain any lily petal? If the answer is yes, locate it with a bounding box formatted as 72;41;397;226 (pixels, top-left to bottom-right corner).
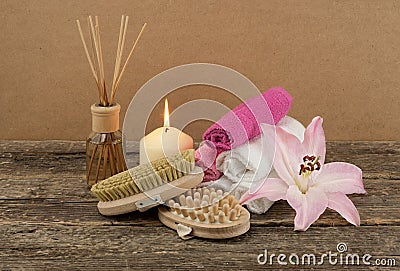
240;178;289;204
312;162;366;194
286;185;328;231
327;192;361;226
268;123;304;186
303;116;326;165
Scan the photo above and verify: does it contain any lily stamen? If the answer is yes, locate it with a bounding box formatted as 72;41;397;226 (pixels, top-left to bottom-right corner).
299;156;321;175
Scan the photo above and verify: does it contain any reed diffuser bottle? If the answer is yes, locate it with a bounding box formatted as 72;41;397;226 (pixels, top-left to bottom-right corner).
86;103;127;186
76;15;147;185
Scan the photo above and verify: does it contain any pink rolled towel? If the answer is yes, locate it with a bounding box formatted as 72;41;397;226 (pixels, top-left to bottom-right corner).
203;87;292;151
196;87;292;182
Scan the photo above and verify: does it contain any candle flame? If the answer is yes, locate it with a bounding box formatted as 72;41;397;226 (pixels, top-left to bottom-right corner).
163;99;170;127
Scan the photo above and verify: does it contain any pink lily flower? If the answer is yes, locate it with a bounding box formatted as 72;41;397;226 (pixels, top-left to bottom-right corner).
241;116;366;231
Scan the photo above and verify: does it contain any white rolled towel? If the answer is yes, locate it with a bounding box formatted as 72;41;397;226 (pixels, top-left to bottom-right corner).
210;116;305;214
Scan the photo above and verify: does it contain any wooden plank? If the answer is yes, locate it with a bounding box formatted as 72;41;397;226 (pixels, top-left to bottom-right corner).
0;141;399;179
0;195;398;228
0;151;138;178
0;140;139;178
0;177;94;201
1;141;398;155
0;140;139;154
0;224;398;270
0;140;86;153
0;173;395;203
0;178;399;227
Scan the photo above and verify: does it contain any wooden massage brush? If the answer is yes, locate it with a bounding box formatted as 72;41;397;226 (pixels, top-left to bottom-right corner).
158;187;251;239
91;149;203;215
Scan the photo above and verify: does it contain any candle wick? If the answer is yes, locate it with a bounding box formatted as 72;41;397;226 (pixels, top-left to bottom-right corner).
165;128;169;132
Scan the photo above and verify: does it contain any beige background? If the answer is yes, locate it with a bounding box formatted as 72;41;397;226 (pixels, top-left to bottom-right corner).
0;0;399;141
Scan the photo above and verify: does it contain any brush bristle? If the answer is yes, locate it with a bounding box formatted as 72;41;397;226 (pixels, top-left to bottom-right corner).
167;188;244;224
91;149;195;201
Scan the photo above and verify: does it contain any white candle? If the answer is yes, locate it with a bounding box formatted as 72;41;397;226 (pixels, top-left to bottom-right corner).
139;99;194;164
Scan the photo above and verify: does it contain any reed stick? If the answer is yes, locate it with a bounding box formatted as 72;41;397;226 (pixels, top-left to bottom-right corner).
102;142;109;180
95;144;104;183
109;145;116;175
110;133;122;172
88;16;106;106
87;18;102;101
112;133;127;170
119;16;129;71
87;144;98;181
76;20;99;86
111;22;147;104
107;134;117;175
118;144;128;170
111;16;129;102
95;16;108;106
112;15;125;94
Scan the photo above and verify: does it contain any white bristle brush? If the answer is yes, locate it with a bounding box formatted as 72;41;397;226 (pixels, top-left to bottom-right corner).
158;188;250;239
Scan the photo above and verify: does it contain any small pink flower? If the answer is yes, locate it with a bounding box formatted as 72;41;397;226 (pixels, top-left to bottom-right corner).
241;116;366;231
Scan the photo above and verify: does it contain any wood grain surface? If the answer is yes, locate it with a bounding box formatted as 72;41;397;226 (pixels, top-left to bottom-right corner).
0;141;399;270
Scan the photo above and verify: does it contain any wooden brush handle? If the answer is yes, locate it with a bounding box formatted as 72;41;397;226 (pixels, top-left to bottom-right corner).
97;166;204;216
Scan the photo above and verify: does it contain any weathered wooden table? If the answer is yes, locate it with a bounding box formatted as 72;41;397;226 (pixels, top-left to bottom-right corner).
0;141;398;270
